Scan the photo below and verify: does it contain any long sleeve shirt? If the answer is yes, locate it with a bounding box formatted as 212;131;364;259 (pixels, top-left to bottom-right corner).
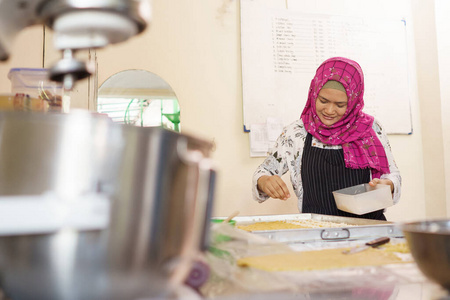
252;118;402;212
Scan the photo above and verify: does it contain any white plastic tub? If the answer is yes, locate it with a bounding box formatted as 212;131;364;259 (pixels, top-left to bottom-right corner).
7;68;64;112
332;183;393;215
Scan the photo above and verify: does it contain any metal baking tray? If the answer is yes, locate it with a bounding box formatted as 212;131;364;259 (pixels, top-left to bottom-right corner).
217;213;403;243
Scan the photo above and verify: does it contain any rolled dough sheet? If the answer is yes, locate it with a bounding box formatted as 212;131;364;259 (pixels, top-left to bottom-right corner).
237;247;407;272
237;220;352;231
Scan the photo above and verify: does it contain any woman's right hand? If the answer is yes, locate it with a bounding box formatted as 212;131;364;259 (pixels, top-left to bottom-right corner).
257;175;291;201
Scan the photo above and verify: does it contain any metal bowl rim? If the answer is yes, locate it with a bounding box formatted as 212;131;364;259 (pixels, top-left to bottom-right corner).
401;219;450;234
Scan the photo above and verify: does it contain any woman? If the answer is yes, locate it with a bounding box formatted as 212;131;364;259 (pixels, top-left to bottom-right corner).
252;57;401;220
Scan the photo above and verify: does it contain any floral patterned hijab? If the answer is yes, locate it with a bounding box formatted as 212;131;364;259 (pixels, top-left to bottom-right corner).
300;57;390;178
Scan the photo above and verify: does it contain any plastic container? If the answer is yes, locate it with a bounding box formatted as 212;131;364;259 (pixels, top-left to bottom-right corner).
332;183;393;215
7;68;64;112
0;94;48;112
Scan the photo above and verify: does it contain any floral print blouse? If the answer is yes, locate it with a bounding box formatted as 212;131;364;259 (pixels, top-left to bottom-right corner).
252;119;402;212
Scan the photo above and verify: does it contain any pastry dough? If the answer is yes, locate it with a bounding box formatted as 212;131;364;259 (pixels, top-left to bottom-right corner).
237;247;407;271
380;242;410;254
237;220;352;231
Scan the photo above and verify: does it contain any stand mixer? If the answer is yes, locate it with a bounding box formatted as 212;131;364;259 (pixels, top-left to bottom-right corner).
0;0;151;90
0;2;218;299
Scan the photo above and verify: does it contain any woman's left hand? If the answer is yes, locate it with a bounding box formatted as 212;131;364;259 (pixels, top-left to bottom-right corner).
369;178;394;193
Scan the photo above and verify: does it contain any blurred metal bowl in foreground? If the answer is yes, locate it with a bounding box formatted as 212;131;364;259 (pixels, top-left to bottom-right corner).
402;220;450;290
0;112;216;300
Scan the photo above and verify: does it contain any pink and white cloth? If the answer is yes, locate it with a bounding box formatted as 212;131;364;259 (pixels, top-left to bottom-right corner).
300;57;390;178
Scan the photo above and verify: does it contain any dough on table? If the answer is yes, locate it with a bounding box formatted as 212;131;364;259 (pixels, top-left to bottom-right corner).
237;220;352;231
237;246;408;272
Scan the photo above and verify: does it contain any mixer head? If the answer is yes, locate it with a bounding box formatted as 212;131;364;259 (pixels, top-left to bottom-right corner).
0;0;151;90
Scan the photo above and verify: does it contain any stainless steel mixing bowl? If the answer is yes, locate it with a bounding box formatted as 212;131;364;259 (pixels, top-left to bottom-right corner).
402;220;450;290
0;112;216;300
0;110;118;198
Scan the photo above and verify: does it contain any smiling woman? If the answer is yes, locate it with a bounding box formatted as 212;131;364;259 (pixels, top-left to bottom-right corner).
315;81;348;126
252;57;402;220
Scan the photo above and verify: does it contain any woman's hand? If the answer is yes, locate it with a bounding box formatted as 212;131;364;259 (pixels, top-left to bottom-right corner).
369;178;394;193
257;175;291;200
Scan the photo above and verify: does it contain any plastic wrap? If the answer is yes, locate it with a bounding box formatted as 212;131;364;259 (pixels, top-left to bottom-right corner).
200;223;423;298
201;222;297;297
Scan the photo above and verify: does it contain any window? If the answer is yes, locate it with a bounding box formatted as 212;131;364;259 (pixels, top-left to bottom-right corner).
97;70;180;132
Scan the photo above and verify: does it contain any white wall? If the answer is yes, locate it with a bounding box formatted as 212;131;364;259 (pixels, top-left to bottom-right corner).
0;26;43;91
0;0;448;222
410;0;447;220
435;0;450;218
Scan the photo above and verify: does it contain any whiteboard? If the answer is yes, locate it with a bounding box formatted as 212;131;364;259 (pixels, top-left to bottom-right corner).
240;0;413;135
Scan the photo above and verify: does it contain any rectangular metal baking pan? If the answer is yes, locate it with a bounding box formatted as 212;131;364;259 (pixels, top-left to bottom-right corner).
214;213;403;243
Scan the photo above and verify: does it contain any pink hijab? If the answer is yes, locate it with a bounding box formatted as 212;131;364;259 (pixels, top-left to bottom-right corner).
300;57;390;178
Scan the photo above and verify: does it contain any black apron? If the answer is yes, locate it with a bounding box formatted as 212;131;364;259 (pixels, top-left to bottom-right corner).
301;133;386;220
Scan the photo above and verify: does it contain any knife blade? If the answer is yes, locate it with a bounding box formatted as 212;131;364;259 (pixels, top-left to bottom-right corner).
343;236;390;255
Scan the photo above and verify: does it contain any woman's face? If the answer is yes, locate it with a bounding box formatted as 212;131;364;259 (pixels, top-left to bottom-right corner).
315;88;348;126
